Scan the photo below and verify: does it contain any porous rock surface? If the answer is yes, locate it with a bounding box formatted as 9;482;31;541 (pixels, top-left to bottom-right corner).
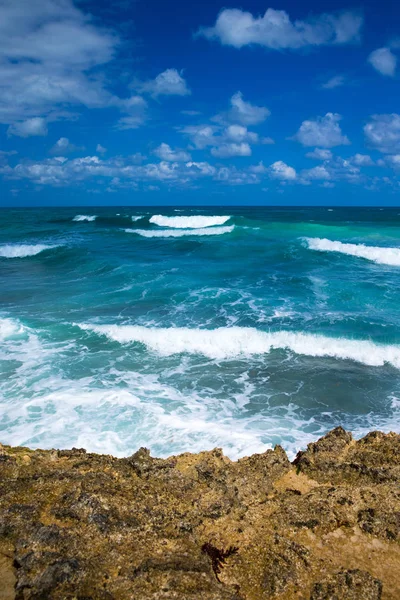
0;427;399;599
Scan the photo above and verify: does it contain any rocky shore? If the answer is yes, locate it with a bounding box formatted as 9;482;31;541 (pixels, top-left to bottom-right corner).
0;427;399;599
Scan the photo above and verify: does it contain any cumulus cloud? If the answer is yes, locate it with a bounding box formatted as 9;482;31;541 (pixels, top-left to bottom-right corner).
302;165;331;180
181;121;261;158
0;0;121;126
197;8;363;50
137;69;190;97
269;161;297;180
368;47;397;77
350;153;374;166
321;75;345;89
96;144;107;154
215;92;270;126
7;117;48;137
154;143;191;162
306;148;333;160
211;142;252;158
50;137;82;154
364;114;400;153
1;153;263;188
292;113;350;147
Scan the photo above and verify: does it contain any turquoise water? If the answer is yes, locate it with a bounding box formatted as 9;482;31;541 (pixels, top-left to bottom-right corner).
1;206;399;458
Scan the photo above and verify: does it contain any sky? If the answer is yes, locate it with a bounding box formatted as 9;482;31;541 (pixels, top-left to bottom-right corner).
0;0;400;206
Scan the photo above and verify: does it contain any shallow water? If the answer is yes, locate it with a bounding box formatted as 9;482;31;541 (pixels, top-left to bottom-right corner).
1;206;399;458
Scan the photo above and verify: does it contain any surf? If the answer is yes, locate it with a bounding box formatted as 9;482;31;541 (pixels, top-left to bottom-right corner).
304;237;400;266
149;215;231;228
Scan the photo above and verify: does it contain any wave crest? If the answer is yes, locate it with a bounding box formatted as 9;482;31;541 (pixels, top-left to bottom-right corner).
125;226;234;238
149;215;231;228
73;215;97;222
76;324;400;368
0;244;56;258
304;237;400;266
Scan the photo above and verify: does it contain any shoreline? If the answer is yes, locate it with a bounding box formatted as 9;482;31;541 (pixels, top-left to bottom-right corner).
1;427;399;599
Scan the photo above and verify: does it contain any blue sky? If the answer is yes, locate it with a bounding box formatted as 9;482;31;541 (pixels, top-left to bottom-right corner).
1;0;400;206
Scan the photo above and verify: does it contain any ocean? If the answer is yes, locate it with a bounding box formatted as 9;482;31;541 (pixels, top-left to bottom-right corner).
1;206;399;459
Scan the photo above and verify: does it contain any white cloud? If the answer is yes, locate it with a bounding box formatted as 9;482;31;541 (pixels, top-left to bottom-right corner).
364;114;400;153
0;0;121;125
321;75;345;89
116;96;148;130
306;148;333;160
211;142;252;158
224;124;258;144
216;92;270;125
368;47;397;77
7;117;48;137
384;155;400;169
154;143;191;162
181;125;218;149
96;144;107;154
137;69;190;97
350;153;374;166
302;165;331;180
198;8;363;50
269;161;297;180
250;161;268;174
50;137;81;154
292;113;350;147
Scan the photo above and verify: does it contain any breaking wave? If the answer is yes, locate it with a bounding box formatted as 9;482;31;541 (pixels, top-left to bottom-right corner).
304;237;400;266
125;226;235;238
73;215;97;222
0;244;57;258
77;324;400;368
149;215;231;228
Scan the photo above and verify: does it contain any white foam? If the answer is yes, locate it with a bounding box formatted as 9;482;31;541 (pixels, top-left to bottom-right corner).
125;225;234;238
149;215;231;228
131;216;143;222
0;317;24;340
73;214;97;222
0;244;56;258
77;324;400;368
304;237;400;266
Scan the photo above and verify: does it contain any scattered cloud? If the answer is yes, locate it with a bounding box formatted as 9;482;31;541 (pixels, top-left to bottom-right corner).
211;142;252;158
215;92;270;126
364;114;400;153
7;117;48;138
96;144;107;154
269;161;297;181
321;75;345;89
292;113;350;147
181;110;202;116
50;137;82;154
136;69;190;97
154;143;191;162
302;165;331;180
197;8;363;50
0;0;120;126
350;153;374;166
368;47;397;77
116;96;148;129
306;148;333;160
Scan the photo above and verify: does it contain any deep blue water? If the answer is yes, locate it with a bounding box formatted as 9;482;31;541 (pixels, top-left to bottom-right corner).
1;206;399;458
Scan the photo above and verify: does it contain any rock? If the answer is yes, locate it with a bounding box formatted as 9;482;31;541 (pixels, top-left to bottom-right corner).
310;569;382;599
0;429;399;599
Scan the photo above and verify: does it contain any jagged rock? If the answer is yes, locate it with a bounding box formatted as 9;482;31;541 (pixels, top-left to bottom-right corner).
0;429;399;599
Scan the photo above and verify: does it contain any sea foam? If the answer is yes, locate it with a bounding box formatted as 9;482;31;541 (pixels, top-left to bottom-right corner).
0;244;56;258
149;215;231;228
77;324;400;368
125;225;234;238
304;237;400;266
73;215;97;222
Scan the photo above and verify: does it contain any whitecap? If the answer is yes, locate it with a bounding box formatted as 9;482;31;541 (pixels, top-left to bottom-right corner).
0;244;56;258
149;214;231;228
73;215;97;222
304;237;400;266
125;225;234;238
131;216;143;222
76;324;400;368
